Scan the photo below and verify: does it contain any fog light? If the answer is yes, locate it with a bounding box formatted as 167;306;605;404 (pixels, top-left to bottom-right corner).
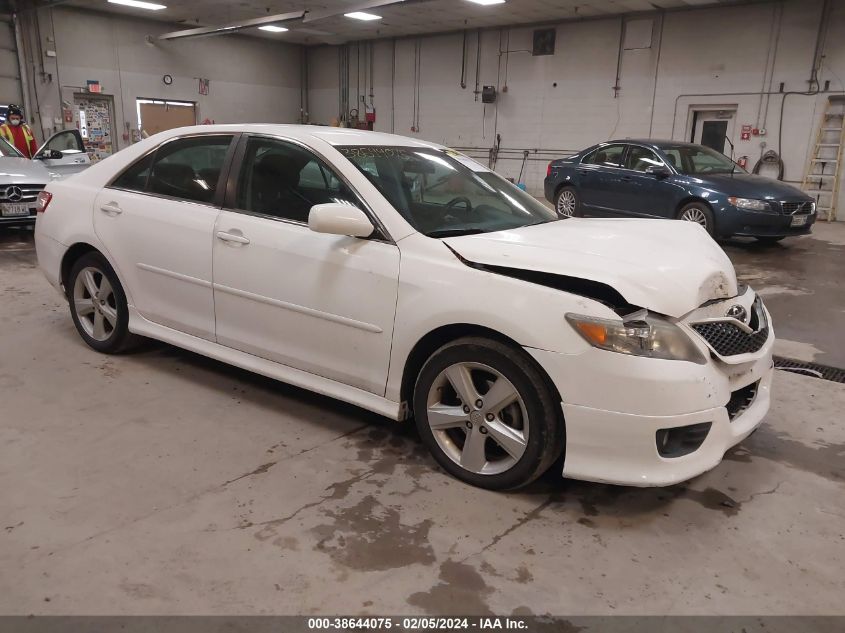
655;422;712;458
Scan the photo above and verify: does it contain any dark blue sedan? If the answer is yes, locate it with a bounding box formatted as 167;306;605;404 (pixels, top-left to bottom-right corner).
544;139;816;243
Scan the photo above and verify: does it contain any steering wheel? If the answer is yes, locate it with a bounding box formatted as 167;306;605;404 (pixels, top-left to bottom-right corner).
445;196;473;215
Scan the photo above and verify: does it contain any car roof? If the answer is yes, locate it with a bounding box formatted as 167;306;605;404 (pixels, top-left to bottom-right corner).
606;139;702;150
151;124;446;149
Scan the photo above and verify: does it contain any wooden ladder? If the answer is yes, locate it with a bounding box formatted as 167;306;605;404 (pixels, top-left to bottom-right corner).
802;95;845;221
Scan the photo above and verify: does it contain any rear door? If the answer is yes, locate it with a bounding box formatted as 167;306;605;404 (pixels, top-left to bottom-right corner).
620;145;676;218
93;133;236;340
576;144;627;215
36;130;91;178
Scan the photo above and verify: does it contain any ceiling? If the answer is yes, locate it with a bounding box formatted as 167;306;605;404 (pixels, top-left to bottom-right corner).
54;0;764;44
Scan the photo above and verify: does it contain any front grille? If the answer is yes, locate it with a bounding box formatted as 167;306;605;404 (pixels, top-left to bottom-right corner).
780;201;814;215
692;321;769;356
0;184;45;203
726;380;759;421
773;357;845;384
691;297;769;357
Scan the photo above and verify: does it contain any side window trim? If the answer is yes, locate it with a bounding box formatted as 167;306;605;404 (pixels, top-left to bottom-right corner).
223;133;393;243
105;132;240;209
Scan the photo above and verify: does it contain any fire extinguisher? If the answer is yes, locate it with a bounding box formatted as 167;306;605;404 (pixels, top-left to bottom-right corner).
737;155;749;170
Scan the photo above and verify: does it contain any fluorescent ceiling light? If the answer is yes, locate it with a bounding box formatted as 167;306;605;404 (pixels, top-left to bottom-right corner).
108;0;167;10
345;11;382;21
465;0;506;4
259;25;289;32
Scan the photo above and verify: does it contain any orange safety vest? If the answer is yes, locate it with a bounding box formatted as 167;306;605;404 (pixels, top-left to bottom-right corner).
0;123;36;156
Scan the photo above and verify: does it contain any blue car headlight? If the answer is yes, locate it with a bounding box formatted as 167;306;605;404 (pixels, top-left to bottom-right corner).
728;196;775;213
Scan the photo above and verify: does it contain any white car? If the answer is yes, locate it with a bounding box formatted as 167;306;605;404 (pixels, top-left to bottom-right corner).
34;125;774;489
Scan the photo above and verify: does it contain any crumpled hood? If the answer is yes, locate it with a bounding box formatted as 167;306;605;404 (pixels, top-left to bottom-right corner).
696;172;811;200
444;218;738;318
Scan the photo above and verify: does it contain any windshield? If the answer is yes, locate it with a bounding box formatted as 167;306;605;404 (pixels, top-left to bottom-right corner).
660;144;741;175
0;137;23;158
338;146;557;237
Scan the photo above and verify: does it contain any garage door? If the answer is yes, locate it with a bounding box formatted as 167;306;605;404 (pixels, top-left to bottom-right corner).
0;16;22;117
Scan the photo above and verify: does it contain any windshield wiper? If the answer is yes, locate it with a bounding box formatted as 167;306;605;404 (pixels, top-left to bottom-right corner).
427;228;487;238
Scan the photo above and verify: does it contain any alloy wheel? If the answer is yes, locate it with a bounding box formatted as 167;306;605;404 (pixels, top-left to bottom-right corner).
680;206;709;228
426;362;529;475
73;266;118;342
557;189;576;217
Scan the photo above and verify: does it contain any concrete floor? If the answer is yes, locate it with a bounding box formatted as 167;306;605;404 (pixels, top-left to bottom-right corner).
1;224;844;616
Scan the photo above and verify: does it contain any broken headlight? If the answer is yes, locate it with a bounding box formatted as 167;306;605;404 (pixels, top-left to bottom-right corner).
565;312;707;364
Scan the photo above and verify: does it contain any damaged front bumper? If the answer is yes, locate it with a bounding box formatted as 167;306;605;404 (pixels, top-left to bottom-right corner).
527;288;774;487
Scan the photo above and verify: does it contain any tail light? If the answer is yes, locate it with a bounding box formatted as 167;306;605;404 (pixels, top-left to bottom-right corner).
547;162;554;178
36;191;53;213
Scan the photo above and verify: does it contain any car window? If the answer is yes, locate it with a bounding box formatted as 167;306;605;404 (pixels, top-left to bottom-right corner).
661;144;740;175
235;137;360;223
111;152;155;192
583;144;626;167
340;146;556;237
0;136;22;157
148;136;233;203
45;130;85;154
625;146;664;172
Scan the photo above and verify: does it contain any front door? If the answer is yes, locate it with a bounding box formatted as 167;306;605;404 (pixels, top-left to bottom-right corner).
212;135;400;396
94;133;235;340
36;129;91;178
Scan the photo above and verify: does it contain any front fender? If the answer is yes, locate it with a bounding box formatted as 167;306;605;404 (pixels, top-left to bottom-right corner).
385;235;616;402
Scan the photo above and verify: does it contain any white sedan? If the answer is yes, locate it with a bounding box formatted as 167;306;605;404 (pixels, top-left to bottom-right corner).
34;125;774;489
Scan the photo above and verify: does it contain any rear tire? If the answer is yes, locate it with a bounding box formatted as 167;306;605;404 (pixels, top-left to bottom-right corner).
555;186;581;218
68;252;139;354
413;337;564;490
677;202;715;236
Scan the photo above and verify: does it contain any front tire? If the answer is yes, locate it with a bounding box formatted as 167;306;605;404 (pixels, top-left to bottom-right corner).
413;337;564;490
555;186;581;218
677;202;715;236
68;252;138;354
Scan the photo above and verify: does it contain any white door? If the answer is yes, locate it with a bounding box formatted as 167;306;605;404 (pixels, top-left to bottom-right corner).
212;136;400;395
36;129;91;178
93;133;235;340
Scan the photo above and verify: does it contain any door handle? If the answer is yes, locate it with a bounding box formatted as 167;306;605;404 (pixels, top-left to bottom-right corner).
100;202;123;215
216;231;250;245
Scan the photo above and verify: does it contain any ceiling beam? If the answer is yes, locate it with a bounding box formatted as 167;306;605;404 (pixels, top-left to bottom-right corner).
159;10;305;40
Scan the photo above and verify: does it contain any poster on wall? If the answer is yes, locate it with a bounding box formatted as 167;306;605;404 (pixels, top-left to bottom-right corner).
74;95;115;161
198;78;210;96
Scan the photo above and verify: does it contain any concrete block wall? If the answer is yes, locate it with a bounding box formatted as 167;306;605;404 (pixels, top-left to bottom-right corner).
306;0;845;218
16;7;303;155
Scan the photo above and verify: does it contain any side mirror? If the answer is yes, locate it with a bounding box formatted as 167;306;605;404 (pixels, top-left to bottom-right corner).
36;149;63;160
308;203;374;238
645;165;672;178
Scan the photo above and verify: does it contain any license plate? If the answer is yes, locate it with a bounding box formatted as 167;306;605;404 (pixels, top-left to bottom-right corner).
0;202;30;217
791;215;808;227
